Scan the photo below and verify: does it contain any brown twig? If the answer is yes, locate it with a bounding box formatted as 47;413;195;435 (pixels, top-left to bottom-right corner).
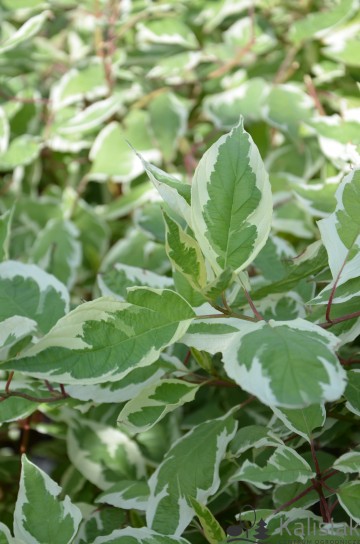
310;439;332;523
274;470;338;514
0;390;69;404
243;287;264;321
273;46;299;84
319;310;360;329
304;74;325;116
5;371;14;394
207;5;256;79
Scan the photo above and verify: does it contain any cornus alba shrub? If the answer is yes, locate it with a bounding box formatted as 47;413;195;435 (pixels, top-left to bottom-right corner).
1;121;360;543
0;1;360;543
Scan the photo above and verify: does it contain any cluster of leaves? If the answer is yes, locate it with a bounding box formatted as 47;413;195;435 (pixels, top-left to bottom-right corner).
0;0;360;542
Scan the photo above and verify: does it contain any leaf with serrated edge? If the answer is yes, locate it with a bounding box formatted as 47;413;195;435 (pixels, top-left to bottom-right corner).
13;455;82;544
146;413;237;536
3;288;194;384
191;118;272;275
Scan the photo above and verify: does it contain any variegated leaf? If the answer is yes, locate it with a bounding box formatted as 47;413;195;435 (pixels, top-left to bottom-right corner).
0;261;69;335
191;119;272;275
140;156;192;227
3;288;194;384
231;445;315;489
118;379;200;433
96;480;149;511
97;263;174;301
0;11;50;54
13;455;82;544
146;413;237;536
67;418;145;490
164;212;207;291
182;318;346;407
271;404;326;442
333;452;360;474
91;527;191;544
317;168;360;287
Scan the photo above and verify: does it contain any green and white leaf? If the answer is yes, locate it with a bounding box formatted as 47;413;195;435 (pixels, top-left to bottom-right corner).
191;119;272;275
0;379;43;423
136;19;197;50
96;182;153;221
231;445;315;489
0;107;9;154
97;263;173;301
230;425;284;457
263;84;314;138
322;20;360;68
67;418;145;490
164;212;207;291
148;91;188;162
0;261;69;335
0;522;23;544
91;527;191;544
89;114;161;183
203;79;270;128
182;318;346;407
118;379;200;433
140;158;192;227
13;455;82;544
0;11;50;54
0;136;41;171
29;218;82;289
189;497;226;544
3;289;194;384
270;404;326;442
147;413;237;536
50;59;108;110
289;0;358;44
96;480;149;511
317;168;360;288
58;95;123;135
345;370;360;416
66;356;178;403
0;316;36;361
337;481;360;524
0;208;13;261
334;452;360;474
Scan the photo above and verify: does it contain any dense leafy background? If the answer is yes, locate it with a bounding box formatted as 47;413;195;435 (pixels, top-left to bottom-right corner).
0;0;359;543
